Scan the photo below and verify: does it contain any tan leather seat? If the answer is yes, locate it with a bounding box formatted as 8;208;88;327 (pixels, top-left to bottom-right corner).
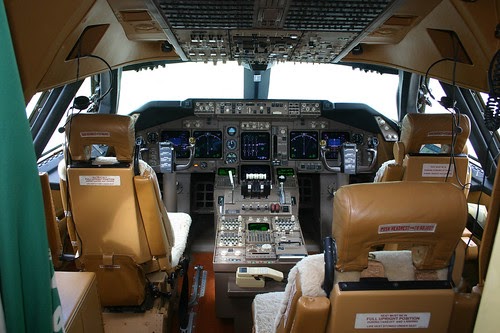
58;113;190;307
375;113;471;196
253;181;467;333
252;254;330;333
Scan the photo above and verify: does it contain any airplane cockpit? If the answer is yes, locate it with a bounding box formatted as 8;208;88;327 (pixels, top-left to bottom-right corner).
2;0;500;333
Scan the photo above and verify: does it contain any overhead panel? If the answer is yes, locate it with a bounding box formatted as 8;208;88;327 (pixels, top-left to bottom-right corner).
156;0;400;68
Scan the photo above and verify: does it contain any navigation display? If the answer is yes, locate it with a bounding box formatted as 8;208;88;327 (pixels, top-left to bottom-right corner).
321;131;349;159
240;132;270;161
160;130;190;158
193;130;223;158
289;131;319;160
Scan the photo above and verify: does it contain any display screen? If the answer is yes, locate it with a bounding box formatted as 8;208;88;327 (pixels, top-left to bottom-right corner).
193;130;223;158
321;132;349;159
289;131;319;160
248;223;270;231
160;130;191;158
277;168;295;177
217;167;237;176
240;132;270;161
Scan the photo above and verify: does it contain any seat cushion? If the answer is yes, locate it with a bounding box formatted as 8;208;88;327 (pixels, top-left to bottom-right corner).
273;254;326;330
253;255;326;333
253;292;285;333
168;212;192;266
374;159;395;182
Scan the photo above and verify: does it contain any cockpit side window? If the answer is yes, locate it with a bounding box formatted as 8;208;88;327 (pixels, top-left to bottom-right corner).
35;78;93;157
26;92;43;118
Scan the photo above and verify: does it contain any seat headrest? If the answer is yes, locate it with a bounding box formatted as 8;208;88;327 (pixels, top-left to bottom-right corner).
400;113;470;154
333;181;467;272
67;114;135;162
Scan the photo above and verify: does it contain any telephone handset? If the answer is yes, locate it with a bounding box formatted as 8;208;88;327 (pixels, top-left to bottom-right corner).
236;267;284;288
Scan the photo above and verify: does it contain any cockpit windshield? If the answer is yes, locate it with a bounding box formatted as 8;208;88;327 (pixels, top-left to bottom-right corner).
118;62;244;115
117;61;399;120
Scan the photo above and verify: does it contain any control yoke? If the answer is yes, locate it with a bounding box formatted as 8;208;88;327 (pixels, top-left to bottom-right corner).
175;137;196;171
139;137;195;173
320;144;340;173
155;137;196;212
357;148;377;173
320;140;377;174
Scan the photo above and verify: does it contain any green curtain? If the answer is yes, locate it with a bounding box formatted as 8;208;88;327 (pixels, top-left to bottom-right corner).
0;2;63;332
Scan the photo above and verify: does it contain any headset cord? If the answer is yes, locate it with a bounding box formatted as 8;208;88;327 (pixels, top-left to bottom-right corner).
485;49;500;132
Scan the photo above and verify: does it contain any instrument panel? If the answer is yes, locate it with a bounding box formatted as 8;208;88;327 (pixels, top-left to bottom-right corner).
136;99;393;174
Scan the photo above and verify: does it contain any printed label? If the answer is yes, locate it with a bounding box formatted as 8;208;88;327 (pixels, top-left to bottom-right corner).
80;131;110;138
355;312;431;329
79;175;120;186
378;223;436;234
422;163;454;177
427;131;452;137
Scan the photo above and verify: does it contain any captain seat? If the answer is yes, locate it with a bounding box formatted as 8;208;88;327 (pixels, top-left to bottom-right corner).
253;181;467;333
375;113;471;195
58;113;191;307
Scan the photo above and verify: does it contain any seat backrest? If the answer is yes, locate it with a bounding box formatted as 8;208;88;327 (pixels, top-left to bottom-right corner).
256;181;467;333
399;113;470;156
376;113;471;195
334;181;467;271
60;113;175;306
326;181;467;332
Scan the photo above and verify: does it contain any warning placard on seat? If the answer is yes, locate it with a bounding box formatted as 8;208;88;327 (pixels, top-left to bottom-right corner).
355;312;431;329
422;163;454;177
80;131;110;138
79;175;121;186
378;223;436;234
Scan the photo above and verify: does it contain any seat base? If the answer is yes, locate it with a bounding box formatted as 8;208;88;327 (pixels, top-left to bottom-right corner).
328;284;454;332
102;298;171;333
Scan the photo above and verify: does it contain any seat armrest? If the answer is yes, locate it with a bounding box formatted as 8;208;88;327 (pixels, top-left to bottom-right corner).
134;176;171;258
288;296;330;333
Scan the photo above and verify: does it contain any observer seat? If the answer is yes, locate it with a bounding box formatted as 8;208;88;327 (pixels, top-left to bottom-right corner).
375;113;471;196
58;113;191;307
